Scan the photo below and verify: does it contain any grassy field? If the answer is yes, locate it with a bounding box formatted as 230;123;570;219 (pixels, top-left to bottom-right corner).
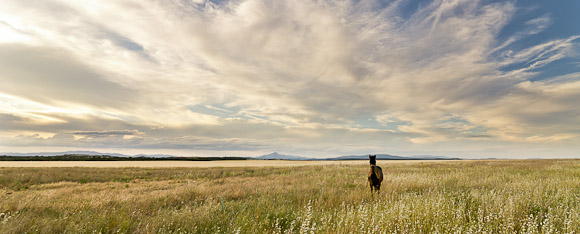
1;160;580;233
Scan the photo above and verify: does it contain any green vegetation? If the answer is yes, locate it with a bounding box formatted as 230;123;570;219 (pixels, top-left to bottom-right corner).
1;160;580;233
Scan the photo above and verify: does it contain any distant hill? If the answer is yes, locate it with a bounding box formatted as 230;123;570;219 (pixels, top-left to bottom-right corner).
406;155;462;160
2;151;202;159
1;151;461;161
0;154;247;161
253;152;312;160
134;154;177;158
328;154;409;160
3;151;132;157
253;153;462;161
1;151;251;161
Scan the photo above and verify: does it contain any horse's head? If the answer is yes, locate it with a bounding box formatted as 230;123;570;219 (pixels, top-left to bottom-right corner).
369;155;376;165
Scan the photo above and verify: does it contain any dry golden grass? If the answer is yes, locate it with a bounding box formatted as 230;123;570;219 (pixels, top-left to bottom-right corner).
1;159;580;233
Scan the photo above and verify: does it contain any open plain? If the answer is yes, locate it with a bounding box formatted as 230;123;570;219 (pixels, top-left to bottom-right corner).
1;159;580;233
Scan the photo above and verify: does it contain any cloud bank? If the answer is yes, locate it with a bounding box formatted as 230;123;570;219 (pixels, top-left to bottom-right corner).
0;0;578;157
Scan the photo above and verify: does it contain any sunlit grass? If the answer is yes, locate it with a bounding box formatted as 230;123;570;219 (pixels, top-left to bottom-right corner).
1;160;580;233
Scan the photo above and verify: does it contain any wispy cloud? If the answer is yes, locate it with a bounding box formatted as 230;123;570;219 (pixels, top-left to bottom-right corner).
0;0;578;157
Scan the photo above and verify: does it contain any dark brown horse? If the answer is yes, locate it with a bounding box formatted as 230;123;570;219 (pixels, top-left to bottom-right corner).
368;155;383;193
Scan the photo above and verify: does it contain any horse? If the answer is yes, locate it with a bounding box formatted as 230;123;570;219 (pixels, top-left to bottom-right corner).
367;155;383;193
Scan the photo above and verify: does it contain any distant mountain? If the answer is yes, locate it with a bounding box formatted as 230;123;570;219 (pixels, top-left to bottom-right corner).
254;152;314;160
407;155;462;160
0;154;247;161
2;151;461;161
254;152;461;161
328;154;410;160
328;154;461;160
0;151;194;158
1;151;132;157
134;154;177;158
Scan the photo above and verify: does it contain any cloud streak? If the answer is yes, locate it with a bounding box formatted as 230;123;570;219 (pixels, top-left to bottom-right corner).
0;0;579;157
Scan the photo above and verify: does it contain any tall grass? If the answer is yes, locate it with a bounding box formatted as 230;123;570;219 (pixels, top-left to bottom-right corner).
1;160;580;233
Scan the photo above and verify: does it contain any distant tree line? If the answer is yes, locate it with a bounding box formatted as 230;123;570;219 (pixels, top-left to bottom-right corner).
0;154;248;161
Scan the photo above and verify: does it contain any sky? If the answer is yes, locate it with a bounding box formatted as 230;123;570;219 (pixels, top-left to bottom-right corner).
0;0;579;158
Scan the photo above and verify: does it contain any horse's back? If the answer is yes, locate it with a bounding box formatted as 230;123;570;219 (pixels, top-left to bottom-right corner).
375;166;383;182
